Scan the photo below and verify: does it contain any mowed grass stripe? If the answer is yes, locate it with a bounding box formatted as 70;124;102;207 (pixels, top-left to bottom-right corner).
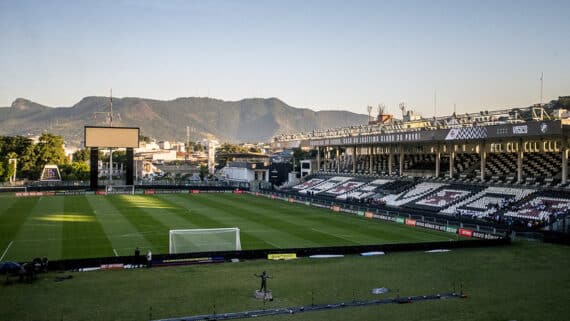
207;194;375;244
61;196;114;259
105;195;181;253
200;194;371;246
9;197;64;261
0;197;40;260
86;195;153;256
157;194;289;249
270;200;450;243
164;193;324;248
0;196;18;218
178;193;361;248
203;194;451;244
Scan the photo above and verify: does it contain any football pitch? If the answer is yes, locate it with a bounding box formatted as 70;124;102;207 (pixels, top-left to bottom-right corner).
0;193;453;261
1;193;569;321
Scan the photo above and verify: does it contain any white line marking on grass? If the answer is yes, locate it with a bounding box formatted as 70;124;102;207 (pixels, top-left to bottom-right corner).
0;241;14;261
264;240;281;248
311;228;361;244
113;249;119;257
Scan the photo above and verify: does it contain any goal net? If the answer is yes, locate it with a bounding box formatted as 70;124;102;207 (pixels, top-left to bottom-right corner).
169;228;241;254
105;185;135;195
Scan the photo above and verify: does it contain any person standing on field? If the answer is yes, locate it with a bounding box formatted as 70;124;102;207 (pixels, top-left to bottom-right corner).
134;247;140;266
146;249;152;268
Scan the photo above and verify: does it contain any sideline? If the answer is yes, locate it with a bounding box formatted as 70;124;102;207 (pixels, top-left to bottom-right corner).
0;240;14;261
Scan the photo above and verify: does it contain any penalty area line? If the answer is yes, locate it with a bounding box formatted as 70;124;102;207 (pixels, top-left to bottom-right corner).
0;240;14;261
113;249;119;257
311;228;361;244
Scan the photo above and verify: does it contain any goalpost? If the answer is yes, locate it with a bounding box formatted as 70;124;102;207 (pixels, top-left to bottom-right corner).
169;228;241;254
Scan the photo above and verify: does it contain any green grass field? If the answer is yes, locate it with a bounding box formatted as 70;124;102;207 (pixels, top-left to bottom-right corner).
1;193;569;321
0;193;453;261
0;241;568;321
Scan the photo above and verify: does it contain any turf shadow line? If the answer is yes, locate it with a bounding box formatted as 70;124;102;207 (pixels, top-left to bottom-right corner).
0;197;40;255
105;195;172;250
61;196;114;259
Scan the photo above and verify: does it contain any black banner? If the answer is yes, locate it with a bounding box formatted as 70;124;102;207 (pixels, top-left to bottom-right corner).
308;120;562;147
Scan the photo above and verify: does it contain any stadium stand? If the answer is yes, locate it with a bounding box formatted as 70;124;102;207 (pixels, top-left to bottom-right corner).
338;179;393;201
441;187;536;218
405;184;486;213
381;182;446;207
504;190;570;222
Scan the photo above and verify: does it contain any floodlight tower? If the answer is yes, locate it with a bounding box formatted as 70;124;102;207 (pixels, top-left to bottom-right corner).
377;103;385;116
367;105;373;123
399;102;407;116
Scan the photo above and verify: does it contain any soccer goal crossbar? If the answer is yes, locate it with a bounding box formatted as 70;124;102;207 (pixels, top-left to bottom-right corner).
169;228;241;254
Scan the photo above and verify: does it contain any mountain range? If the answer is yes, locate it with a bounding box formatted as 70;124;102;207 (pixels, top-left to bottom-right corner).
0;97;368;147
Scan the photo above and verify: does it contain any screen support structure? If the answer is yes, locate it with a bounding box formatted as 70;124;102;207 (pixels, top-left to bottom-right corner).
85;126;139;191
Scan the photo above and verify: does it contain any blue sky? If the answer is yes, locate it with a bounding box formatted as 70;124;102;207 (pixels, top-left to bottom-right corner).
1;0;569;117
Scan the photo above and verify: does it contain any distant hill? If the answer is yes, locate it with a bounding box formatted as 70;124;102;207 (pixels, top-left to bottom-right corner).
0;97;368;146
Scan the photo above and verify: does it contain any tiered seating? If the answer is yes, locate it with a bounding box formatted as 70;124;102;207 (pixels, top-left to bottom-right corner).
338;179;393;200
441;187;535;218
453;153;480;178
378;180;417;194
484;153;517;179
523;152;560;181
322;180;366;196
381;182;446;207
405;154;437;171
405;184;485;212
504;190;570;221
300;176;352;194
292;178;324;190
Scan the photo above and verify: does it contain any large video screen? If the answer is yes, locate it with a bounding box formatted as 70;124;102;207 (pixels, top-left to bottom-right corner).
84;126;139;148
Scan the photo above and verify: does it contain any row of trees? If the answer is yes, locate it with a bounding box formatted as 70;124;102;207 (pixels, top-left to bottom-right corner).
0;134;90;182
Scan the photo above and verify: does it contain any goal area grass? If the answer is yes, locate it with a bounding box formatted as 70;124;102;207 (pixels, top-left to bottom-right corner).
0;193;454;262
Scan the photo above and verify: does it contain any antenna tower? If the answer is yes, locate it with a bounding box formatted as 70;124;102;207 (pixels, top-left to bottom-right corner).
540;72;544;106
399;102;407;116
377;103;385;115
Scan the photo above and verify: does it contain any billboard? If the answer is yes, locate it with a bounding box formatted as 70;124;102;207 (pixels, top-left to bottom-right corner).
308;120;563;147
84;126;139;148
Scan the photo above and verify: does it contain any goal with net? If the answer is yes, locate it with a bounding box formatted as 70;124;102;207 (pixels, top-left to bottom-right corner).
169;228;241;254
105;185;135;195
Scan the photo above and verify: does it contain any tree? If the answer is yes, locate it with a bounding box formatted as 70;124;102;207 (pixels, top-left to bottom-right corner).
199;164;208;181
73;148;90;163
139;135;151;143
35;133;68;167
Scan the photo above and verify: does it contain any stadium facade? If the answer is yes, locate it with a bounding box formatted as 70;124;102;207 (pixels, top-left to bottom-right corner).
273;98;570;186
